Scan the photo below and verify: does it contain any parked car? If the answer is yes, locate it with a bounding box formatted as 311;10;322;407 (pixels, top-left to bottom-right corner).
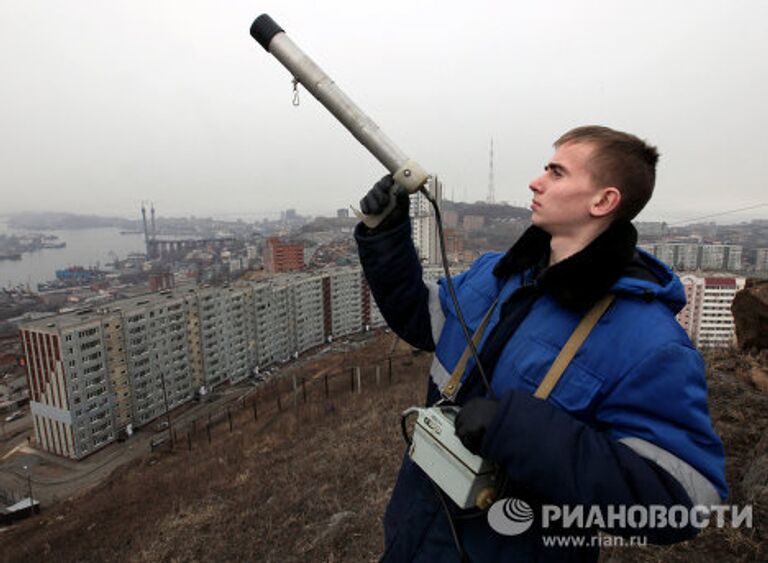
153;420;169;432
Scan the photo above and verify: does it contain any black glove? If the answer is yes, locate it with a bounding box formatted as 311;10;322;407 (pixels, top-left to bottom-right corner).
359;175;410;232
454;397;499;456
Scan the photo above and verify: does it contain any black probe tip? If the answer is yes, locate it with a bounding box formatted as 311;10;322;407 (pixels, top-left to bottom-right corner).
250;14;284;51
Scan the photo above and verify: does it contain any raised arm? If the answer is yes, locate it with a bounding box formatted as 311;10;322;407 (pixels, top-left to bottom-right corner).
355;176;437;351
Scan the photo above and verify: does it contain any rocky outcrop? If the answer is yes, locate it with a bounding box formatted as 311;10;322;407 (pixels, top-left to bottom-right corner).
731;279;768;351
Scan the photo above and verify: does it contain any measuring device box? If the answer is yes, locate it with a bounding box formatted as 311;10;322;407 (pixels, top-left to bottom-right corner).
408;406;497;510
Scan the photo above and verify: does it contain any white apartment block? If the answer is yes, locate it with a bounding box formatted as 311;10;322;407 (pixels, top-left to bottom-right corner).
328;268;363;338
755;248;768;273
19;264;451;460
21;316;116;459
120;293;196;427
286;275;325;355
677;274;746;348
409;176;442;265
645;243;743;271
196;287;251;388
250;281;294;367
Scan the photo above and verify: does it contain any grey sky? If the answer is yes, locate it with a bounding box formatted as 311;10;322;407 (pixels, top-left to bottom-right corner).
1;0;766;223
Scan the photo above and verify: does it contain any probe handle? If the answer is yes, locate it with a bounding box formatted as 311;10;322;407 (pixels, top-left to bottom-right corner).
249;14;429;228
352;183;403;230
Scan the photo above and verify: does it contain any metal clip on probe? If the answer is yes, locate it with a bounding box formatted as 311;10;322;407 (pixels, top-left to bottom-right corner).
250;14;429;228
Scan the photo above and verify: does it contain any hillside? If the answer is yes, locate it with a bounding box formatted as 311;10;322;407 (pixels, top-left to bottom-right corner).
1;340;766;562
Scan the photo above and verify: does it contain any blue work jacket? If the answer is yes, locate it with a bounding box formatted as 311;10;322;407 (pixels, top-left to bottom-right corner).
356;219;727;563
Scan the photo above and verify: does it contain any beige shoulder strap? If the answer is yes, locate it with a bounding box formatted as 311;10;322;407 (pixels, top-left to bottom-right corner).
533;294;615;400
440;300;497;399
440;293;615;401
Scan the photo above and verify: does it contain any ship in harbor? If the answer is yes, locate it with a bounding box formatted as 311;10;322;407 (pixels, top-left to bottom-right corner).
54;266;105;283
0;252;22;261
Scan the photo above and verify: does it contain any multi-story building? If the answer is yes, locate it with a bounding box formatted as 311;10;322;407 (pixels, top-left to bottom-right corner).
287;275;325;355
21;313;116;459
442;209;459;229
756;248;768;273
263;237;305;273
250;280;294;367
196;286;251;388
21;263;459;460
410;176;442;265
643;243;743;272
700;245;727;270
676;275;746;347
462;215;485;232
120;293;196;427
326;268;364;338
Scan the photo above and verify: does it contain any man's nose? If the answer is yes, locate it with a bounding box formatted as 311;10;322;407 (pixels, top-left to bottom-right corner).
529;176;544;193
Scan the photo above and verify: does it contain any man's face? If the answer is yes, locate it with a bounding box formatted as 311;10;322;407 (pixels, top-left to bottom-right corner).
528;141;605;237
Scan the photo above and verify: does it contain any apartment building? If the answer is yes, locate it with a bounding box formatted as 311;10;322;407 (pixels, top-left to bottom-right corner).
19;286;251;459
755;248;768;273
20;313;116;459
643;243;743;271
263;237;304;273
120;293;196;427
409;176;442;265
20;265;436;460
677;274;746;347
286;275;325;355
196;286;251;388
326;268;364;338
250;280;295;366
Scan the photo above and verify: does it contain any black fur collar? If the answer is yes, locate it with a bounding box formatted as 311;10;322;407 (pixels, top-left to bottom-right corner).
492;221;638;310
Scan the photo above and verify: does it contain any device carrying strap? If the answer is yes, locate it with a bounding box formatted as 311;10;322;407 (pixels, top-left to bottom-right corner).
533;293;616;400
440;300;498;400
441;293;615;401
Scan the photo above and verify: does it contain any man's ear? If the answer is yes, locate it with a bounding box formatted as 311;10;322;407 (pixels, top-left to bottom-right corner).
591;187;621;218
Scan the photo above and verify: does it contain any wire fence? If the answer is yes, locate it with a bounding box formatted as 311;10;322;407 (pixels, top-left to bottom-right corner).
150;351;422;454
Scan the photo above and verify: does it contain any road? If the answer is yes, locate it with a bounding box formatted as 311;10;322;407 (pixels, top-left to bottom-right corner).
0;383;259;507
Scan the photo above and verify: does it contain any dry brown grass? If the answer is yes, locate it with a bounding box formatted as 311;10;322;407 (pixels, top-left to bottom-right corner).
1;340;765;562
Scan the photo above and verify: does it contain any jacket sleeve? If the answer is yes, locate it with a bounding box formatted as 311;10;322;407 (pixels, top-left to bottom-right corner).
480;343;727;544
355;220;436;351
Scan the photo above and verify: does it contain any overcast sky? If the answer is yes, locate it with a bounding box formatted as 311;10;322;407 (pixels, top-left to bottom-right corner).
1;1;766;224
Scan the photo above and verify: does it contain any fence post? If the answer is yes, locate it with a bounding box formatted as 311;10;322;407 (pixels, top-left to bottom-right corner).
356;366;362;394
388;357;393;384
302;378;307;403
228;407;233;432
292;374;299;408
350;367;355;393
252;402;258;421
324;374;329;398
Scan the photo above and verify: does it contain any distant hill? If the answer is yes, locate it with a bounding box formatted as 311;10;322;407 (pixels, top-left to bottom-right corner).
442;200;531;222
5;212;138;231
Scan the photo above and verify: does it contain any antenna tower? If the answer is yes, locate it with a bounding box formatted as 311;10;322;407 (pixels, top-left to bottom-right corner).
487;138;495;204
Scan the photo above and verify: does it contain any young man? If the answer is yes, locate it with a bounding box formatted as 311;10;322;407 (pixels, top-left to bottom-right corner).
355;126;727;562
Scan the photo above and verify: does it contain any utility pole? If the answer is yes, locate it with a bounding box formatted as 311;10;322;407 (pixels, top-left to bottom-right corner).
487;137;495;204
22;464;33;513
158;370;174;447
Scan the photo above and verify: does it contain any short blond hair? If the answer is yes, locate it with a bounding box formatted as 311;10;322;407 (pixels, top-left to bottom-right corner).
555;126;659;221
